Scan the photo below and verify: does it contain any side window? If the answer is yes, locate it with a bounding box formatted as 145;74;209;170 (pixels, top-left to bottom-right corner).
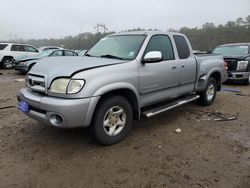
173;35;191;59
64;50;77;56
24;46;38;52
144;35;175;61
50;50;63;56
11;45;25;52
0;44;8;50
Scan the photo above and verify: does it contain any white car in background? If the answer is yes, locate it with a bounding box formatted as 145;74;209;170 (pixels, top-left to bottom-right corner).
0;43;39;69
38;46;63;52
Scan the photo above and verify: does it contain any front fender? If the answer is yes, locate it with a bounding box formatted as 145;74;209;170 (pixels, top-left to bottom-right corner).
93;82;138;97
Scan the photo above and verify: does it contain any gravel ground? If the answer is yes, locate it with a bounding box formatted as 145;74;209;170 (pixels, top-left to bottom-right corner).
0;70;249;188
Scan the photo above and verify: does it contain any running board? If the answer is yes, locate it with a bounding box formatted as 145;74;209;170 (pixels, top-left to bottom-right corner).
142;95;200;118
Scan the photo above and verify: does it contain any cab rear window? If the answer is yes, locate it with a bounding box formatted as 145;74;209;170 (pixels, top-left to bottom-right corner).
173;35;191;59
0;44;8;50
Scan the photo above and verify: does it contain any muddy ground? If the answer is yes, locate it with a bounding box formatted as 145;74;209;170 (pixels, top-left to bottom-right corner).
0;70;249;188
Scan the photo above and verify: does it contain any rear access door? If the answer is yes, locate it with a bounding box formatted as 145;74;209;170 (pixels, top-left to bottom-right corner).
173;35;196;93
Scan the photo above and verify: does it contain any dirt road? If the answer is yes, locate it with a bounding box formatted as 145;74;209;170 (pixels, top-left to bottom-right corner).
0;70;249;188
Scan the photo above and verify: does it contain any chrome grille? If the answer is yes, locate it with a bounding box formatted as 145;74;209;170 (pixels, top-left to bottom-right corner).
27;74;46;94
225;59;237;71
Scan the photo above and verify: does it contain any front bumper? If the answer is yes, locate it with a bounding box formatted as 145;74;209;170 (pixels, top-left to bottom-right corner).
227;71;250;81
17;88;100;128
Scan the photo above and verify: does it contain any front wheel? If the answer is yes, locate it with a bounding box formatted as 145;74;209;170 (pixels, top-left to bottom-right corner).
91;96;133;145
198;77;217;106
243;75;250;85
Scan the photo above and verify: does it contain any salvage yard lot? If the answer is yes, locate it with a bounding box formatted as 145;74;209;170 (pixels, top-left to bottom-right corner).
0;70;250;188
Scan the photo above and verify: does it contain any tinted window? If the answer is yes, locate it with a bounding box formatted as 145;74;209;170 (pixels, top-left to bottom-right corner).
45;47;59;51
0;44;8;50
144;35;174;61
173;35;190;59
213;45;249;56
24;46;38;52
11;45;25;52
50;50;63;56
64;50;77;56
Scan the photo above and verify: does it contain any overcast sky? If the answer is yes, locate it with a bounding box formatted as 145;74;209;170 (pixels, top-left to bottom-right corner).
0;0;249;40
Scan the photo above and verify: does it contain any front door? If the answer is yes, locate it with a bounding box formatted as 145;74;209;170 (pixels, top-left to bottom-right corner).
139;35;180;107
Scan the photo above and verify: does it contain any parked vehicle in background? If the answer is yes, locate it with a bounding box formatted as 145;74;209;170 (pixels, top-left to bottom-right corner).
38;46;63;52
213;43;250;84
77;50;88;56
0;43;39;69
193;50;206;54
15;49;78;73
18;31;227;145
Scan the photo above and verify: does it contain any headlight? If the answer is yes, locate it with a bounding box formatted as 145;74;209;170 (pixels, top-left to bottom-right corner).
19;61;27;65
50;78;85;94
237;61;248;71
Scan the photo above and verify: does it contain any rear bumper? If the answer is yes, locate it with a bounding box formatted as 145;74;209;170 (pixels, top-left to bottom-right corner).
17;88;100;128
227;72;250;81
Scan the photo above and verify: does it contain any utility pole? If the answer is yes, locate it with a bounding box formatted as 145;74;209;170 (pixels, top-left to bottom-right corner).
94;23;109;42
78;20;83;49
8;34;17;42
94;23;109;34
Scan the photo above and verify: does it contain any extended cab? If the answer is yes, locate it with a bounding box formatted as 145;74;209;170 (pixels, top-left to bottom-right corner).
17;31;227;145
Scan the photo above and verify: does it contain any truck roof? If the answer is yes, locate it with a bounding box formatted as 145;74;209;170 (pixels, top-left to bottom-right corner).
110;31;183;36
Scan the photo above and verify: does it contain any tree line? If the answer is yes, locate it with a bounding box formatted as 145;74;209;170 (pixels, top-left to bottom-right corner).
17;15;250;51
180;15;250;51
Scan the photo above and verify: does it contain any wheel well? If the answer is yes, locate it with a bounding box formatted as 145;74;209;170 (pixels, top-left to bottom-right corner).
96;89;140;119
3;56;14;60
28;63;36;71
1;56;13;63
210;72;221;91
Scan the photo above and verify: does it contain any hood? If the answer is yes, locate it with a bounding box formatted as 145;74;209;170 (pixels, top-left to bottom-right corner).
223;54;249;60
15;54;39;61
30;56;127;82
17;56;41;63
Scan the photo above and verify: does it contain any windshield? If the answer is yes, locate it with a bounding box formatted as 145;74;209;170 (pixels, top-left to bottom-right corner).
213;45;249;56
87;35;146;60
36;50;54;58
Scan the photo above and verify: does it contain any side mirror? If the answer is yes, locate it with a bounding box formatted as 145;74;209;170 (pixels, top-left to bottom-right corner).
143;51;163;63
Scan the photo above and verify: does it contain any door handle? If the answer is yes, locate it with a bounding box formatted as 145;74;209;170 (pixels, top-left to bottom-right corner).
171;65;177;69
182;64;185;68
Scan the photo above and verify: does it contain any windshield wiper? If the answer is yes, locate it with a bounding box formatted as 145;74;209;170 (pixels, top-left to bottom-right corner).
85;53;92;57
100;54;124;60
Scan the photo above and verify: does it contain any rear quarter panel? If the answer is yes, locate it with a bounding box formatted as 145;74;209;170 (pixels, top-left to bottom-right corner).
195;54;227;91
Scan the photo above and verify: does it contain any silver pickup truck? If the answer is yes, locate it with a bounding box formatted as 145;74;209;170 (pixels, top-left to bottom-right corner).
17;31;227;145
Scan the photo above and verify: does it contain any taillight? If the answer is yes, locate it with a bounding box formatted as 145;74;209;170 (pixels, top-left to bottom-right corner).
224;61;228;70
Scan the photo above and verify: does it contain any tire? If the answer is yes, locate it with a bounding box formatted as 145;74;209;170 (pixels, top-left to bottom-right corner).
2;57;14;69
243;75;250;85
198;77;217;106
91;96;133;145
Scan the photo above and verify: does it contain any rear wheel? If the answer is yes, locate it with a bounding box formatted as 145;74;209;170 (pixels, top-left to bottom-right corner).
91;96;133;145
2;57;14;69
198;77;217;106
